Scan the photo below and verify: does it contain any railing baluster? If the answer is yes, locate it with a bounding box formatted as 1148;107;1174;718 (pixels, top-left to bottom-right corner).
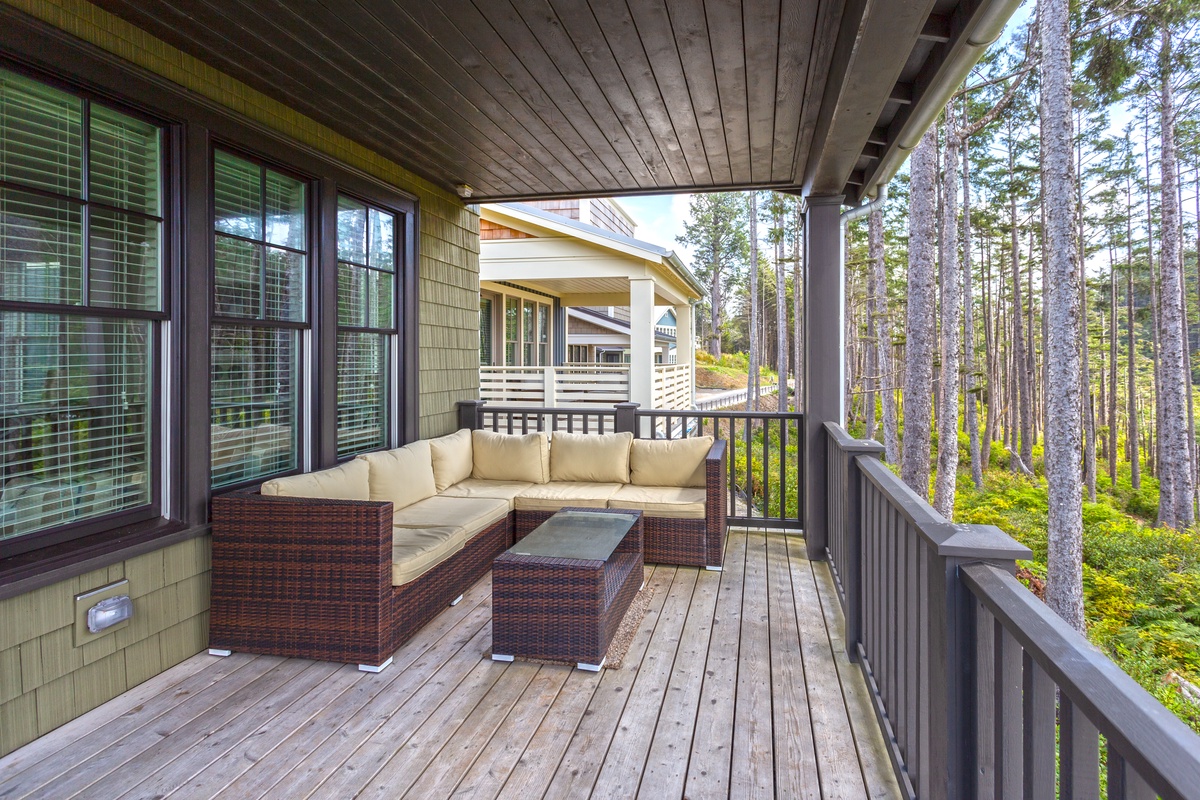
1059;695;1100;799
1107;750;1158;800
1022;653;1056;800
996;625;1024;799
974;603;997;800
762;418;771;517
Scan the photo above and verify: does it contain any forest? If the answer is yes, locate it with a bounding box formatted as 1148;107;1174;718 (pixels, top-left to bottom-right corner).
678;0;1200;730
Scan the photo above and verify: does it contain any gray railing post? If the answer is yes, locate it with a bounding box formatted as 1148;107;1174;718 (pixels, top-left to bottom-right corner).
931;525;1031;800
457;399;484;431
843;444;883;662
614;402;640;437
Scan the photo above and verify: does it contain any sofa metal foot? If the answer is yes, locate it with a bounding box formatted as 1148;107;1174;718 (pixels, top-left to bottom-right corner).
358;657;393;673
450;594;464;606
492;653;515;662
208;648;232;657
705;565;723;572
577;659;604;672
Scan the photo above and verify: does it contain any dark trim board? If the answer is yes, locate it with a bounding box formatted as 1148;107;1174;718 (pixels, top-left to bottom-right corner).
0;7;424;582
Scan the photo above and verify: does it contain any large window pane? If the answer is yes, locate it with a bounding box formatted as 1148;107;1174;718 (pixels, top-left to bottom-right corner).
265;169;304;250
337;331;387;458
263;247;305;322
210;324;298;487
337;196;366;265
89;207;160;310
479;297;492;366
368;207;394;270
213;150;262;241
213;234;260;319
0;188;82;305
505;297;518;365
89;105;160;216
0;312;151;540
538;303;549;366
0;70;82;198
523;300;536;365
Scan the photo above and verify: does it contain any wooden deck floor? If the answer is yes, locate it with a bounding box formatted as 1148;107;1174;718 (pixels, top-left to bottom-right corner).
0;530;899;800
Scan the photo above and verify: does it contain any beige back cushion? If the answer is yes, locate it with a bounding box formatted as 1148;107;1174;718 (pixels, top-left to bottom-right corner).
630;436;714;488
550;431;633;484
357;440;437;510
471;430;550;484
429;428;473;492
261;458;370;500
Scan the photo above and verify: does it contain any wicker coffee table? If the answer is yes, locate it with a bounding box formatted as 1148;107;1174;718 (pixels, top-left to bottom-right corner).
491;507;644;671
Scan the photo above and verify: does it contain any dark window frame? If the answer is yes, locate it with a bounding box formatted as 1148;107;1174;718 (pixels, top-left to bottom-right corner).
0;64;172;559
0;12;422;584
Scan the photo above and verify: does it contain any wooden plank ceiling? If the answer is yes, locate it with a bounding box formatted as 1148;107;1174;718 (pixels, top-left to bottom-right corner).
94;0;986;204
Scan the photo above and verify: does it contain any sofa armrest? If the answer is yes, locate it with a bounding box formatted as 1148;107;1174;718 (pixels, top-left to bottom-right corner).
208;489;391;599
705;440;728;567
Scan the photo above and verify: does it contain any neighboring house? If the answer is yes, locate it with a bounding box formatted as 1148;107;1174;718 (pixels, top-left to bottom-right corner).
478;199;703;410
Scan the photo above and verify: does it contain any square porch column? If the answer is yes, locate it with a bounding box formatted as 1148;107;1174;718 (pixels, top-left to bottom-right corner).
629;277;656;409
674;302;695;404
803;195;845;559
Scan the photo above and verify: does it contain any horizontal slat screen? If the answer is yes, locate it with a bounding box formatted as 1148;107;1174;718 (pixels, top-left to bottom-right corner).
210;324;298;487
337;331;387;458
0;312;151;539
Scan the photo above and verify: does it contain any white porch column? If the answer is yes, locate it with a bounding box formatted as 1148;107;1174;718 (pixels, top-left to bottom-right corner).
629;277;656;409
804;196;844;559
674;302;695;404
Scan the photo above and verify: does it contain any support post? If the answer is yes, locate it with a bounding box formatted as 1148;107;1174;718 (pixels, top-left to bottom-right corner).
804;196;845;560
615;402;639;436
543;366;556;406
629;277;656;410
457;400;484;431
675;302;695;406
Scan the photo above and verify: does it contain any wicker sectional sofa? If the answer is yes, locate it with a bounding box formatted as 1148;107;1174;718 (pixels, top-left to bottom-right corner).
209;428;727;670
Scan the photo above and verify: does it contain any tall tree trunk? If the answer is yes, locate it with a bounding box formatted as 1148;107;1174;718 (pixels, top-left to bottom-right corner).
1155;29;1194;529
902;128;939;497
1009;155;1033;473
983;229;996;468
794;202;803;407
1109;248;1119;483
1079;129;1097;502
870;207;899;462
775;197;789;412
1128;169;1141;489
934;127;963;518
1040;0;1085;632
962;130;983;489
748;191;760;411
710;270;723;358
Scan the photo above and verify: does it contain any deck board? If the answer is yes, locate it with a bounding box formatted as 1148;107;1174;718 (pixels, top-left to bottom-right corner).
0;531;899;800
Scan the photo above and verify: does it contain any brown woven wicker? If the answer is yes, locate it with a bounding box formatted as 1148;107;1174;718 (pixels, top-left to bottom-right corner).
492;508;643;666
513;439;727;569
209;490;512;668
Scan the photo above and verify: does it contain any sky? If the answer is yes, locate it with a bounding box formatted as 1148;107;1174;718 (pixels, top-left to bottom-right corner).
614;193;695;265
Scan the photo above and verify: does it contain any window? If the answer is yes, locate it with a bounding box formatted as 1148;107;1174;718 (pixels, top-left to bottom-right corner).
501;295;551;366
0;69;162;548
210;149;306;487
504;297;518;365
479;296;493;366
336;195;395;458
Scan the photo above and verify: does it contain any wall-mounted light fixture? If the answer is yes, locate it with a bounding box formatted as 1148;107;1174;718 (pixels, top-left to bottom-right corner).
454;183;474;199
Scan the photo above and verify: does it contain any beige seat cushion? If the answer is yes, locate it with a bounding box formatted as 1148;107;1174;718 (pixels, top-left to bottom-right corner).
550;431;633;484
440;478;534;511
472;430;550;483
391;526;469;586
630;436;714;488
515;481;623;512
430;428;473;492
357;440;437;510
391;494;509;534
608;484;706;519
260;459;370;500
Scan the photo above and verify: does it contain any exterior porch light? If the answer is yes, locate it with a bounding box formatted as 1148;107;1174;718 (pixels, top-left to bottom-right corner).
455;183;474;199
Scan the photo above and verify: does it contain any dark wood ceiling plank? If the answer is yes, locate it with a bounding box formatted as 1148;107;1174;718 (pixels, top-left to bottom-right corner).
662;0;732;184
499;0;665;190
742;0;781;184
587;0;706;185
791;0;845;190
240;0;539;195
95;0;507;195
281;0;567;195
395;2;614;192
536;0;680;188
771;0;818;183
704;0;753;184
469;0;648;190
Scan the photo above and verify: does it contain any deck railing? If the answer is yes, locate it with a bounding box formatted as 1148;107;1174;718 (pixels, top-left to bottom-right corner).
652;363;691;410
458;400;803;528
825;421;1200;800
479;364;694;411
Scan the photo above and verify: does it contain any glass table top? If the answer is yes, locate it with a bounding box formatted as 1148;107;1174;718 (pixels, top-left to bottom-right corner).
507;510;639;561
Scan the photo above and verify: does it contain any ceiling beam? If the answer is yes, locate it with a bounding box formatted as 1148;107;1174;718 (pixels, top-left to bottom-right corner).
889;83;914;105
919;14;952;42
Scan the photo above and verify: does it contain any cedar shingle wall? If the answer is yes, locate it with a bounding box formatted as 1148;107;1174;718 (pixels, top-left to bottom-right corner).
0;0;481;756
